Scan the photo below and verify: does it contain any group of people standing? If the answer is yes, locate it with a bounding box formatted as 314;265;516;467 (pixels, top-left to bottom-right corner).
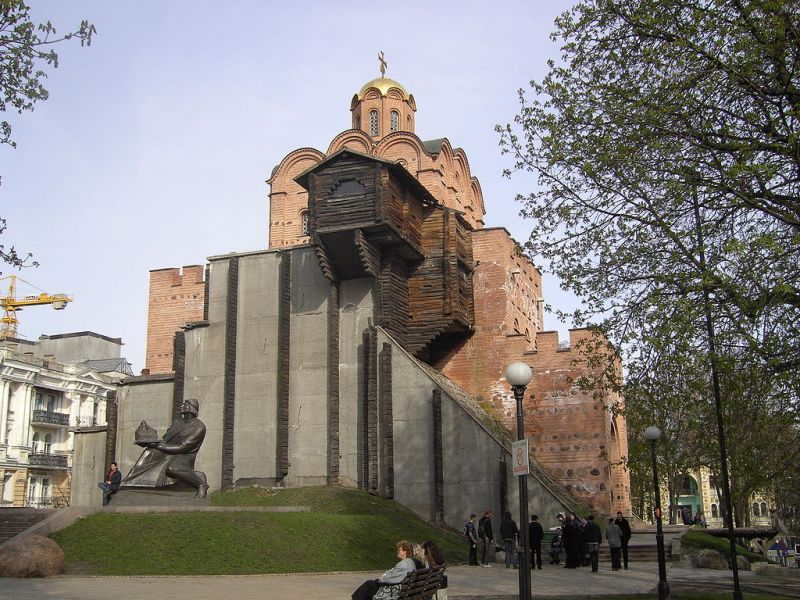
467;509;632;573
550;511;632;572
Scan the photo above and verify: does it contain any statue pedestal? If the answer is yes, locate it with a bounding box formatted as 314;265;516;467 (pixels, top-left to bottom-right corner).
108;488;211;507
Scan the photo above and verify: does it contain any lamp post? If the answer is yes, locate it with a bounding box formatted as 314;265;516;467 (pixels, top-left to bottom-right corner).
506;362;533;600
644;426;670;600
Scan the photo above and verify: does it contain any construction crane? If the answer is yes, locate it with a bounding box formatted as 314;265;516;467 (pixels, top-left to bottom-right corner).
0;275;73;339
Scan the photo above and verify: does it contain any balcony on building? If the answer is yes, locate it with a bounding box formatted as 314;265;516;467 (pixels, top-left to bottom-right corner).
31;409;70;427
28;451;69;468
73;415;100;428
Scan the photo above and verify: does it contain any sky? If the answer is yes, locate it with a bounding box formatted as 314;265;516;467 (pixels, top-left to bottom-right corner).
2;0;580;372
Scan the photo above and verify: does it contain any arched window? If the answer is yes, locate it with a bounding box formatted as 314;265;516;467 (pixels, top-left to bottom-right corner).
711;503;718;518
32;432;40;453
760;501;767;516
44;433;52;454
369;110;379;136
300;211;309;236
752;502;760;517
390;110;399;132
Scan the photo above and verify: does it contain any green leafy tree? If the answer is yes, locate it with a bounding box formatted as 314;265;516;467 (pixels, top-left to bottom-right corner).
0;0;95;269
499;0;800;526
498;0;800;378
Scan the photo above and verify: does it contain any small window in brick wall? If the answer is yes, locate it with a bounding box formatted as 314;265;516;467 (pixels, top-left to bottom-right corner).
301;211;309;236
369;110;379;136
390;110;399;132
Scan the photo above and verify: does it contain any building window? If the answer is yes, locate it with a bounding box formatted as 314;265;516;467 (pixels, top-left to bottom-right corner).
32;431;40;453
711;503;718;518
369;110;379;136
44;433;52;454
390;110;399;132
752;502;760;517
760;501;768;516
301;211;309;236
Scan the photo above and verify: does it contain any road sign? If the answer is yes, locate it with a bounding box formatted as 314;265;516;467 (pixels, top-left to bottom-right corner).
512;438;529;476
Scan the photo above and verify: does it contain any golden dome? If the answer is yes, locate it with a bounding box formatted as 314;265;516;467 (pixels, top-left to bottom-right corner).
357;77;409;100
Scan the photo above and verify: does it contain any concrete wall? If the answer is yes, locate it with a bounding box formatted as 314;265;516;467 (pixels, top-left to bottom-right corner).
338;277;374;488
231;252;281;485
115;378;174;481
71;429;107;506
36;332;122;362
379;331;571;531
286;249;330;486
183;257;229;492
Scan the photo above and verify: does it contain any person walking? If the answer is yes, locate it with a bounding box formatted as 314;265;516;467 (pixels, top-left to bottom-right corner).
582;515;602;572
478;510;494;567
606;518;623;571
528;514;544;570
499;511;519;569
465;514;480;566
615;511;632;569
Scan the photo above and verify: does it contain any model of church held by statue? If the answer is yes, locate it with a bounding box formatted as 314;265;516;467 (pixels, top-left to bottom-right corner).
123;60;631;525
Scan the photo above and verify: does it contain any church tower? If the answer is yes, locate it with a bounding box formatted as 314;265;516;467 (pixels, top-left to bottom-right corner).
350;52;416;141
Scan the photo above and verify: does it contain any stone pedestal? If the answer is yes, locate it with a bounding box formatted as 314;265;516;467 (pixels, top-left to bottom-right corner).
108;488;211;508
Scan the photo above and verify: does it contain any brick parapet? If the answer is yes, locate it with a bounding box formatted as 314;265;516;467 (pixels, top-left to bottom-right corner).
144;265;205;374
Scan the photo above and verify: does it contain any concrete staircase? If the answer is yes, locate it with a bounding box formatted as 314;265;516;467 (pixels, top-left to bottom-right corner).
0;508;57;545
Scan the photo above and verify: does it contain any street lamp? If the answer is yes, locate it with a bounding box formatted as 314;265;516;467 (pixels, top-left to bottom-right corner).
506;361;533;600
644;426;670;600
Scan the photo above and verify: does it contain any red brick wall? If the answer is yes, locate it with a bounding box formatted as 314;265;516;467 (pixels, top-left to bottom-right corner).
144;265;205;374
440;228;631;515
527;329;631;515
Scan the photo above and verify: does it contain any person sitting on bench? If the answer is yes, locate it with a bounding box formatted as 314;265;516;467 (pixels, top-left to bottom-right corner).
352;540;417;600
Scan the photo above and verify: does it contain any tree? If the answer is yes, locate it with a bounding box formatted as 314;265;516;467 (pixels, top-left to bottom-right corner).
498;0;800;381
0;0;95;269
499;0;800;537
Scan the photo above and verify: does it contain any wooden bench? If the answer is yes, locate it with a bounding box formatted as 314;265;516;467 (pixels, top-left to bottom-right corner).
395;564;446;600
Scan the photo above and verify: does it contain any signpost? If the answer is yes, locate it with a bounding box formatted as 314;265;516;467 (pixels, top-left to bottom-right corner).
512;438;530;476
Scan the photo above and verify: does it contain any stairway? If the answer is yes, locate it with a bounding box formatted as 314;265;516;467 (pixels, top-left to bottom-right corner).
597;543;664;562
0;508;57;545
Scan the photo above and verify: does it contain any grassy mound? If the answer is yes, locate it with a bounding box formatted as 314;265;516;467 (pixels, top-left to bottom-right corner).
50;486;468;575
681;528;765;562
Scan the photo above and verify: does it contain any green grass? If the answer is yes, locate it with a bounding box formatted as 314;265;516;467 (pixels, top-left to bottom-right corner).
681;528;765;562
50;486;468;575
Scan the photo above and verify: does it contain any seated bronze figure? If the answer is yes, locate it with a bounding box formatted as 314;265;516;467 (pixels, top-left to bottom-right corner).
121;398;209;498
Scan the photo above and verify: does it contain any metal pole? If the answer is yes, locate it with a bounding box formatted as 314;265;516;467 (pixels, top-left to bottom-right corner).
650;439;670;600
514;385;532;600
693;194;743;600
702;290;744;600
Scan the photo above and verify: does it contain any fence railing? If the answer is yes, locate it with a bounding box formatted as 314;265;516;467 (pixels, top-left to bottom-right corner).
31;409;70;426
28;452;69;468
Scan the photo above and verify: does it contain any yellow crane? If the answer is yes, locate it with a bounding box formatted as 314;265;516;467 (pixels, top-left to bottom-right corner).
0;275;73;339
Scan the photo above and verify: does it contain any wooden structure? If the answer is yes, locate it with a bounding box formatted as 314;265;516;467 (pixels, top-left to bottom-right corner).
297;150;474;362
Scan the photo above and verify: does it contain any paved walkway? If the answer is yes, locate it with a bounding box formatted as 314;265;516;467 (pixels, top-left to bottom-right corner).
2;561;795;600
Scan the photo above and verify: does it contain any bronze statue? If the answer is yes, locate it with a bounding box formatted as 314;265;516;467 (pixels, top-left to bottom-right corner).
121;398;209;497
